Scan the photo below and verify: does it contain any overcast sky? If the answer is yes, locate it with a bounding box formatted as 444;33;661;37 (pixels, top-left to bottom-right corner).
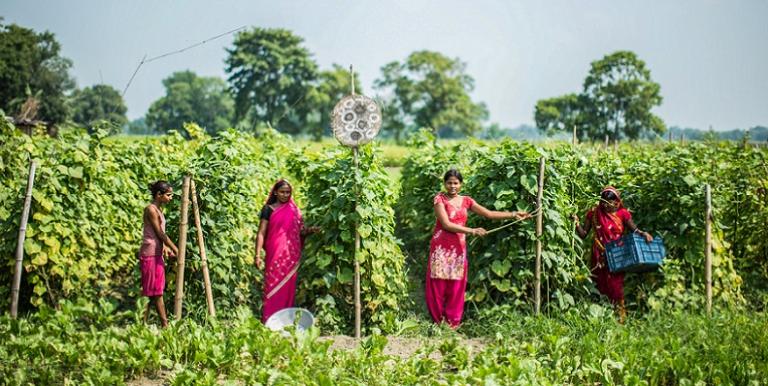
3;0;767;130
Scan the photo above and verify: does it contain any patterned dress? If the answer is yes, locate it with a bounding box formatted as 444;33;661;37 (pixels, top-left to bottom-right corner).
425;192;476;327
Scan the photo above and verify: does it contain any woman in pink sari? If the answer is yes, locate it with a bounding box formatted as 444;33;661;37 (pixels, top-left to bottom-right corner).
573;186;653;323
255;179;319;322
426;169;531;328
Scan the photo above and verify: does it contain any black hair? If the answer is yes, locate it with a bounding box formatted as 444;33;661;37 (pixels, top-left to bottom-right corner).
266;180;292;205
149;181;172;198
443;169;463;183
601;190;619;201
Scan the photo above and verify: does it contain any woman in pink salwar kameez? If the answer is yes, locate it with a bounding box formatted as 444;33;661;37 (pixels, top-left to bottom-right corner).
255;179;319;322
426;169;531;328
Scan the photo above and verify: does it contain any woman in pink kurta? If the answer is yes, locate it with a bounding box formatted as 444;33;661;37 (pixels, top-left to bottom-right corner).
426;169;531;327
255;179;319;322
139;180;179;328
573;186;653;323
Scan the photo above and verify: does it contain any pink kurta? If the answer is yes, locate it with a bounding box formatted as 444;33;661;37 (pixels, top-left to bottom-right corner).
261;200;304;322
425;193;475;327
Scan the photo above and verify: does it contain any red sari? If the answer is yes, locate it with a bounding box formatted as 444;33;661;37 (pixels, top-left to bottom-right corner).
425;193;476;327
261;198;304;322
587;197;632;303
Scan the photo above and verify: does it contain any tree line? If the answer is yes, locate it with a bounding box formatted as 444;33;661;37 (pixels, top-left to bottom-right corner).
4;20;752;142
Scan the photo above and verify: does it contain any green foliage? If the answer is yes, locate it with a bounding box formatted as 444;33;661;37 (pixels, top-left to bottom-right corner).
398;139;764;312
69;84;128;133
146;71;234;137
289;145;409;333
0;21;75;125
2;300;766;384
374;50;488;141
0;119;196;309
225;28;318;135
582;51;665;140
534;50;665;141
305;64;362;140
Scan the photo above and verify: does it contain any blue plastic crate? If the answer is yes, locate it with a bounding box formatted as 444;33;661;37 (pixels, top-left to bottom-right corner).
605;233;665;273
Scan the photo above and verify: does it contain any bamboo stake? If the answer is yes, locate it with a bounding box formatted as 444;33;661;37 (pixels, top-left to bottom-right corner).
353;147;362;339
534;157;545;315
604;134;609;149
705;184;712;315
668;130;673;142
10;160;37;319
680;133;685;146
190;178;216;317
174;176;191;320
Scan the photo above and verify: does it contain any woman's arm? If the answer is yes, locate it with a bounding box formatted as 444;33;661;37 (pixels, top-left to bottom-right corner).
255;219;268;269
435;202;487;236
470;202;531;221
625;218;653;242
145;206;178;256
572;213;592;239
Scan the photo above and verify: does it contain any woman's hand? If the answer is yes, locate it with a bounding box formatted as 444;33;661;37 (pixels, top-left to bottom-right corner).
639;230;653;243
306;226;321;234
571;214;580;224
254;250;264;270
471;228;488;237
513;211;532;220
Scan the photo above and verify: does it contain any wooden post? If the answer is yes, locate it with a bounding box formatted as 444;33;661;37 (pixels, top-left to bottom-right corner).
604;134;609;149
680;133;685;146
534;157;545;315
705;184;712;315
572;126;577;145
190;178;216;318
353;147;362;338
668;130;673;142
10;160;37;318
174;176;191;320
613;138;618;152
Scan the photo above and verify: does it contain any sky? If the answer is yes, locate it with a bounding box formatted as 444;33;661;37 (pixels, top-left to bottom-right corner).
3;0;767;130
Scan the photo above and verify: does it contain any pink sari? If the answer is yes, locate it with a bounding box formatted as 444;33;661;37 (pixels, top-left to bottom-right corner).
261;199;304;322
587;187;631;303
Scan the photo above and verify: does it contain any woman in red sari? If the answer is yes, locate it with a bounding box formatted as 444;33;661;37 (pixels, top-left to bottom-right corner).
255;179;319;322
573;186;653;322
426;169;531;328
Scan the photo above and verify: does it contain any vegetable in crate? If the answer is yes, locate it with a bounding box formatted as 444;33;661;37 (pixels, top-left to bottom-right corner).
573;186;653;323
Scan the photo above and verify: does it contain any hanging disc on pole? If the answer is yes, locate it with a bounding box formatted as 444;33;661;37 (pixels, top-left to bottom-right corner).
331;94;382;148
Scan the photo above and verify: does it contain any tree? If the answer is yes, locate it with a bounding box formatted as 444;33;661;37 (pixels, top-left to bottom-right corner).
374;50;488;141
534;93;589;139
70;84;127;133
534;51;665;141
0;21;75;126
582;51;665;140
225;28;318;135
145;70;234;136
304;64;362;140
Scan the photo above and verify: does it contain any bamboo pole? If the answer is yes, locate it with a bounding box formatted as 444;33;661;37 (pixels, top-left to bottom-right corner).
680;133;685;146
604;134;609;149
534;157;545;315
174;176;191;320
353;147;362;338
190;178;216;317
668;130;673;142
705;184;712;315
10;160;37;318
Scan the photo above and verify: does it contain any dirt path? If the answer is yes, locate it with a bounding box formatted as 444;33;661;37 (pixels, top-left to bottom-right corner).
323;335;487;359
